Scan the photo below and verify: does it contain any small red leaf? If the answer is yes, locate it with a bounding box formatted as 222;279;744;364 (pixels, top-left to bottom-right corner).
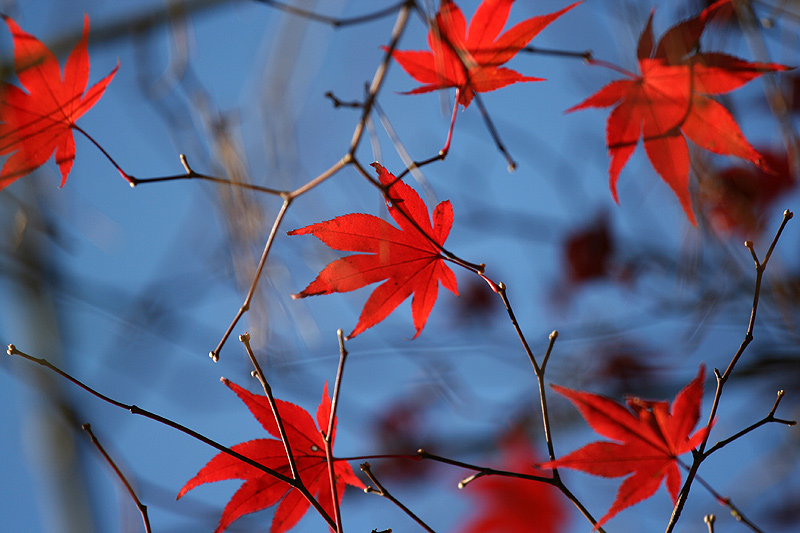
0;15;117;190
389;0;580;108
289;163;458;339
541;366;709;529
178;380;363;533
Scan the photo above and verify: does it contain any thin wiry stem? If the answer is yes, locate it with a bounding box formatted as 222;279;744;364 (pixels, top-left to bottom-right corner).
361;462;436;533
6;344;336;529
665;210;793;533
254;0;408;27
322;329;351;533
239;333;300;481
210;197;291;361
82;423;152;533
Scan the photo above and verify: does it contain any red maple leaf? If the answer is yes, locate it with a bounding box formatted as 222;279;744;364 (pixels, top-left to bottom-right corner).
0;15;118;191
461;428;566;533
288;162;458;339
389;0;580;108
569;0;790;225
178;380;363;533
541;366;709;529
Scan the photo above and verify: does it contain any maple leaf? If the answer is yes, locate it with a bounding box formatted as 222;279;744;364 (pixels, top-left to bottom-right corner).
389;0;580;108
541;366;709;529
177;380;363;533
0;15;118;191
288;162;458;339
461;428;566;533
569;0;790;225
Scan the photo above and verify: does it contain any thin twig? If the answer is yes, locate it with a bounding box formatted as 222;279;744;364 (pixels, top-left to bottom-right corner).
6;344;335;529
82;423;152;533
665;210;793;533
239;333;300;481
705;515;716;533
130;154;285;195
254;0;408;27
703;390;796;457
361;462;437;533
210;197;291;361
321;329;351;533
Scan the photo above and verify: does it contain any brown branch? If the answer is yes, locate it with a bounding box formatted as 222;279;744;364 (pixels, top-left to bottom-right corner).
6;344;335;529
361;462;436;533
239;333;301;481
129;154;285;195
254;0;408;27
210;197;292;361
82;423;152;533
665;210;793;533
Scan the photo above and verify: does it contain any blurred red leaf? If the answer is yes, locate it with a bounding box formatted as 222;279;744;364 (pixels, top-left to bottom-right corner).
569;0;790;225
389;0;580;108
700;149;796;236
289;163;458;339
177;380;363;533
461;429;566;533
564;214;613;282
541;366;709;529
0;15;117;190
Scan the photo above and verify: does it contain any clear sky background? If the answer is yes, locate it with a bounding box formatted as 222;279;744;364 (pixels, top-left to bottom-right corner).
2;0;799;532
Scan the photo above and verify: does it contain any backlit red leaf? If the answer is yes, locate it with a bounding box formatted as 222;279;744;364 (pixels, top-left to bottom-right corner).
389;0;580;108
569;0;790;225
177;380;363;533
541;366;708;529
288;163;458;339
0;15;117;190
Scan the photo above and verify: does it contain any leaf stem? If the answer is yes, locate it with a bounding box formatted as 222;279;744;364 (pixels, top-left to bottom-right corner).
73;125;135;186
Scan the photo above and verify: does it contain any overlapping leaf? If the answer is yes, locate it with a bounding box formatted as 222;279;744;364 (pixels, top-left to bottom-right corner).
0;15;117;190
389;0;579;108
178;380;363;533
289;162;458;339
541;366;709;529
569;0;790;225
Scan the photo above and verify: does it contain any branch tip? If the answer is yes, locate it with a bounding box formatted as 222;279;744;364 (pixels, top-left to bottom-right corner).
7;343;17;356
209;351;219;362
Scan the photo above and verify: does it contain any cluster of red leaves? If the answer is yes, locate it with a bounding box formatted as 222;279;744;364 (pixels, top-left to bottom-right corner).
389;0;579;108
569;0;790;225
289;163;458;339
0;15;117;191
178;380;363;533
542;366;709;529
461;429;566;533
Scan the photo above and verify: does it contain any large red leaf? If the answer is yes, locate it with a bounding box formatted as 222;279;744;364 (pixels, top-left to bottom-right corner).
177;380;363;533
541;366;709;529
288;163;458;339
389;0;580;108
0;15;118;190
460;429;566;533
569;0;790;225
